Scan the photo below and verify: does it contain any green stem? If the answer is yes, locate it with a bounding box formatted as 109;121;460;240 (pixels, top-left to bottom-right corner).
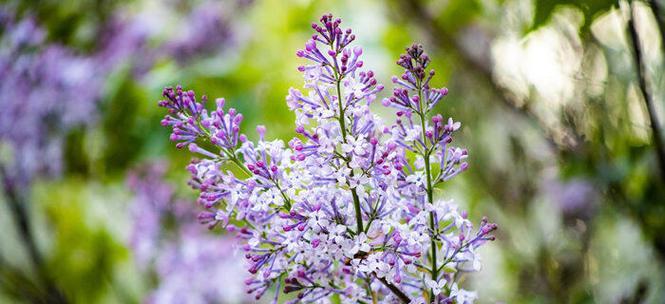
436;241;470;274
337;79;348;140
229;154;251;176
417;83;438;303
275;182;292;211
335;70;364;234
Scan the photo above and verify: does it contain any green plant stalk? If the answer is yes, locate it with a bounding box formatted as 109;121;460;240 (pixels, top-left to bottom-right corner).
417;83;438;303
335;70;364;234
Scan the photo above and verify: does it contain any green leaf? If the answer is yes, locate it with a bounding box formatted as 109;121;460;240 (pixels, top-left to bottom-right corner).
531;0;616;33
441;265;458;273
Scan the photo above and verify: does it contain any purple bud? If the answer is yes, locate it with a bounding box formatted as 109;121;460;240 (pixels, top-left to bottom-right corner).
216;98;225;108
305;40;316;52
256;125;266;137
353;46;362;56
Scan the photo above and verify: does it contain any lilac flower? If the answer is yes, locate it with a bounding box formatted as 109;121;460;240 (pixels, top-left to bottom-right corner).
128;163;249;304
0;14;104;188
163;1;236;64
0;5;253;301
119;0;248;72
544;177;598;220
0;0;251;190
159;14;496;304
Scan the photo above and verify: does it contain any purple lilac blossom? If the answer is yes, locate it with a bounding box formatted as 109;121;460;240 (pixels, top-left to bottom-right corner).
0;8;154;189
0;1;247;189
128;163;249;304
0;6;250;301
163;1;234;64
544;177;598;220
0;14;105;188
121;0;249;71
159;14;497;304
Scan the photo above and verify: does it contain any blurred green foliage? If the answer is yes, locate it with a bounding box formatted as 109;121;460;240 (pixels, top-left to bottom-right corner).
531;0;616;33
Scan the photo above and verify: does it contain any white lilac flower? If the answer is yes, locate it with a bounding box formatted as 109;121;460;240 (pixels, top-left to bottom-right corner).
449;283;478;304
425;279;447;296
158;14;497;304
406;171;427;188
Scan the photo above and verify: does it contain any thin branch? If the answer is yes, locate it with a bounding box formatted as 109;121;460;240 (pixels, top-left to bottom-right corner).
2;178;41;268
627;2;665;182
375;275;411;303
0;166;68;303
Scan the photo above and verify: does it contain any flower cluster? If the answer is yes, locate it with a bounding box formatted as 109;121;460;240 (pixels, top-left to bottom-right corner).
0;1;248;190
162;0;241;64
0;4;252;302
159;14;496;304
128;163;249;304
0;13;106;188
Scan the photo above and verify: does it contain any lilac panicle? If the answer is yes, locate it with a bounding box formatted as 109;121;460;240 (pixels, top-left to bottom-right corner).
163;1;234;64
158;14;496;304
0;13;106;189
0;0;244;190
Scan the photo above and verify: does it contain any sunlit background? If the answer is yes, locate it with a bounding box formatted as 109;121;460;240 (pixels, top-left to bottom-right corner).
1;0;664;303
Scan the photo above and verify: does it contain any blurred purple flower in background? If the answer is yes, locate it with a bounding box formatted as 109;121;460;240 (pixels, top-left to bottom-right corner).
0;0;248;191
0;1;252;302
0;14;106;188
164;1;235;65
544;177;598;220
0;8;141;302
150;232;247;304
128;163;249;304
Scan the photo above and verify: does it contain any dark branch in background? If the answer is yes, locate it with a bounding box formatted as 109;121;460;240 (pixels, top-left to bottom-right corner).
627;2;665;183
647;5;665;257
626;0;665;260
0;167;68;303
648;0;665;55
398;0;582;154
394;5;665;301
